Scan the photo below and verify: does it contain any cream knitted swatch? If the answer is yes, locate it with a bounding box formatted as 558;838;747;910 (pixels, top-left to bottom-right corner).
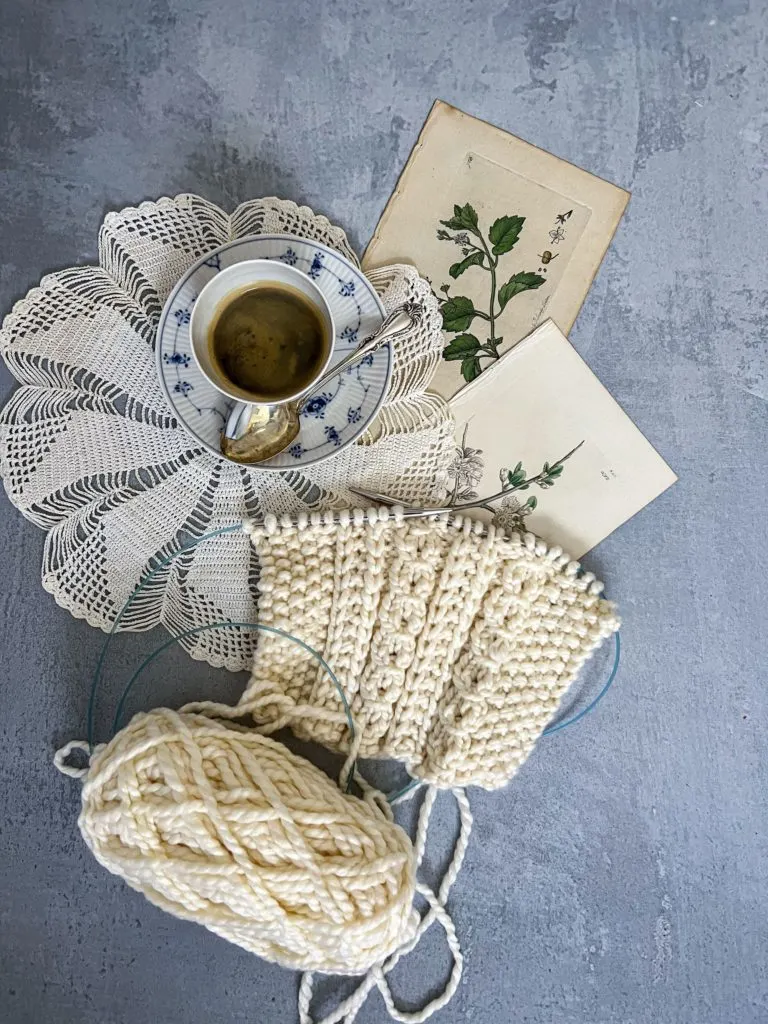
241;508;620;789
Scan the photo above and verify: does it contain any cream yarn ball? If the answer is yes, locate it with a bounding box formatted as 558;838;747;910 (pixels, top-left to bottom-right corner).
77;708;418;975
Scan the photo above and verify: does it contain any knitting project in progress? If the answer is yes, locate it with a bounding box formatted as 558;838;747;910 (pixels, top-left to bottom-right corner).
56;509;620;1024
240;507;619;789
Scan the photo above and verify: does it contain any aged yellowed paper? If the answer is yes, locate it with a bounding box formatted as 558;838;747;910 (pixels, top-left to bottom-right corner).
364;100;630;400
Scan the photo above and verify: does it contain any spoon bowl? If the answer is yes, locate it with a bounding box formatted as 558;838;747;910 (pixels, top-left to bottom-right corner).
220;402;299;464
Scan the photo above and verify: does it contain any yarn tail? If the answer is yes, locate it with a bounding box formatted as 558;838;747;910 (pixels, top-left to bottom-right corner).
298;786;472;1024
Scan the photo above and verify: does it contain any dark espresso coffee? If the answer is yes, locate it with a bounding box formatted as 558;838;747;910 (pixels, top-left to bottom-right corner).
209;283;328;401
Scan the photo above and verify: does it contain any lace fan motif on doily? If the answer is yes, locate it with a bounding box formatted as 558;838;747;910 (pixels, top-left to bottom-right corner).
0;196;455;668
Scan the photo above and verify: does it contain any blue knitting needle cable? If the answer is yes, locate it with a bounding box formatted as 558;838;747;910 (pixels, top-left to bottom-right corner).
543;631;621;736
86;523;621;799
86;524;243;750
110;621;353;740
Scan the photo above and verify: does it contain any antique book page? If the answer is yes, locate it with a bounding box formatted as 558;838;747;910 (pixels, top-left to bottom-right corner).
446;320;677;557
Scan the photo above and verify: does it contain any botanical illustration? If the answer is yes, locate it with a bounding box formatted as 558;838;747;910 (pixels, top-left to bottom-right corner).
436;203;545;382
445;425;584;534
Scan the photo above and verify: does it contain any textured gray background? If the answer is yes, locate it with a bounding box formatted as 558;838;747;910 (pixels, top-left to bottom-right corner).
1;1;766;1022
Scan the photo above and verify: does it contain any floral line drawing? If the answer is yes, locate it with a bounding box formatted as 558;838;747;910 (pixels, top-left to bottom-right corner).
444;426;585;534
547;209;572;250
435;202;545;382
548;225;566;245
445;426;485;501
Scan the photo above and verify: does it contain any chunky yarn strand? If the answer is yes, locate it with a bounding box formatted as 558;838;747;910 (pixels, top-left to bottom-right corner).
77;708;418;975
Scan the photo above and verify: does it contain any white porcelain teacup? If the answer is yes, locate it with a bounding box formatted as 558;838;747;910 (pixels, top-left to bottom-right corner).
189;259;335;405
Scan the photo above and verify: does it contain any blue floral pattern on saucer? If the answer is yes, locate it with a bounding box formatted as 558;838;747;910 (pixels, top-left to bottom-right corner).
155;235;390;470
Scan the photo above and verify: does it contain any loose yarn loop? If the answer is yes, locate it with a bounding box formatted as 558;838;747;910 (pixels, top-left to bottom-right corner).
299;787;472;1024
54;739;96;779
77;707;419;976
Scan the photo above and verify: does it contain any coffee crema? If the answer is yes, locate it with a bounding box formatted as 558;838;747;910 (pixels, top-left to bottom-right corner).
208;283;329;401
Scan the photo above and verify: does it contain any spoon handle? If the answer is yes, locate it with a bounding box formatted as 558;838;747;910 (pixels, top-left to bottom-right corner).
297;302;423;414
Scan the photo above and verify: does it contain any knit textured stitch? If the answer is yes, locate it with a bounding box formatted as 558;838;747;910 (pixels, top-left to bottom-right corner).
241;507;620;789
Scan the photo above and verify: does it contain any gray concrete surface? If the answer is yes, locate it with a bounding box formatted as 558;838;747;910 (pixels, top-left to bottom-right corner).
1;1;767;1022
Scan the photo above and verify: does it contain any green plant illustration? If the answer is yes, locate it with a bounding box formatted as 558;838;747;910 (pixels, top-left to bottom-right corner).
436;203;545;382
445;430;585;534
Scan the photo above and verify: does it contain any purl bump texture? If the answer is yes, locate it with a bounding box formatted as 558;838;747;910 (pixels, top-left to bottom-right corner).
242;509;620;789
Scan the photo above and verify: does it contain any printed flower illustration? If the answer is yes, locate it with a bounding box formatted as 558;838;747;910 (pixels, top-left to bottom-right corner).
280;247;298;265
448;448;484;491
339;280;356;297
548;226;565;245
436;203;545;382
492;495;534;535
443;428;585;526
444;429;485;501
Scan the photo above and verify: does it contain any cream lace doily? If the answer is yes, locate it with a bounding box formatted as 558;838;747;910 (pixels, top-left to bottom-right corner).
0;196;455;668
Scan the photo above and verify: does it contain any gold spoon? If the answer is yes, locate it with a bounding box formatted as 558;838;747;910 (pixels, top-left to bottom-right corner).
220;302;423;465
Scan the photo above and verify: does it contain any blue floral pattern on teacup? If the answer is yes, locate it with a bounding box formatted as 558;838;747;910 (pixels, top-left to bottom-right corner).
157;235;390;469
164;352;190;367
308;253;324;279
303;393;332;419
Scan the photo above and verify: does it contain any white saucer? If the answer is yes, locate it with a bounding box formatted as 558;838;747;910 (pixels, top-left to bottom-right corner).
155;235;389;470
